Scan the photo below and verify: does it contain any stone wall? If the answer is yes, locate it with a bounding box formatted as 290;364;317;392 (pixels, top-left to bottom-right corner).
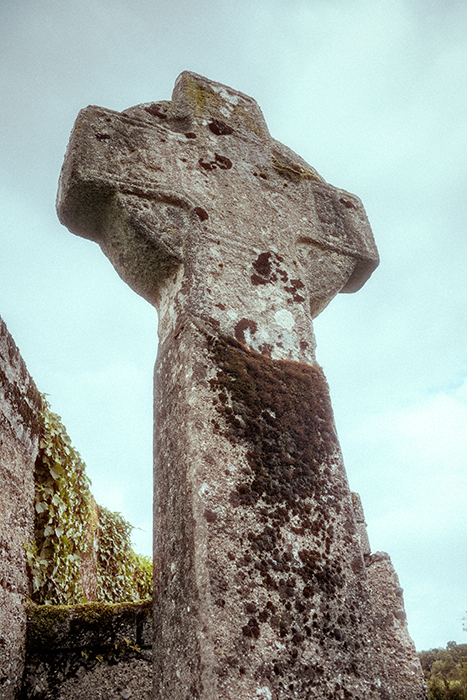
353;493;427;700
0;317;42;700
367;552;426;700
0;313;426;698
0;318;152;699
20;600;152;700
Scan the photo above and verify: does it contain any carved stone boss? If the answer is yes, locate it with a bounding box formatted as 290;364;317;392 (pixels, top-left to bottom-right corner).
57;72;396;700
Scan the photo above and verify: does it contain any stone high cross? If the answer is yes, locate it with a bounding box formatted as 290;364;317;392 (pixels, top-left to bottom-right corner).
57;73;422;699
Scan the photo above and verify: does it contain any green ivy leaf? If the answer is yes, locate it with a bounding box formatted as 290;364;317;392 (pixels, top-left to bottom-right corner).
29;394;153;605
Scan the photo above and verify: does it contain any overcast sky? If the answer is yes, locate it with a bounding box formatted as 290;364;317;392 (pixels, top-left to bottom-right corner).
1;0;466;652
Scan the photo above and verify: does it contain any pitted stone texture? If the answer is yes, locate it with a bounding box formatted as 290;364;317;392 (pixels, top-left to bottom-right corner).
366;553;427;700
24;658;152;700
56;72;423;699
352;491;371;558
0;316;41;700
153;320;390;700
57;71;378;364
21;600;152;699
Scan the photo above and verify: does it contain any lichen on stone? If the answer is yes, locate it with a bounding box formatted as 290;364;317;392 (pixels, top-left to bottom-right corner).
271;153;322;182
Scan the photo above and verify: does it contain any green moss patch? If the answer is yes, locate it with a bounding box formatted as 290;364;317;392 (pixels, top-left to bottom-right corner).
27;598;152;651
271;154;322;182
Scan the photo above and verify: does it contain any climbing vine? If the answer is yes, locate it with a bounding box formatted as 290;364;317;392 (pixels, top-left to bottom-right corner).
27;396;92;604
27;395;152;605
97;507;152;603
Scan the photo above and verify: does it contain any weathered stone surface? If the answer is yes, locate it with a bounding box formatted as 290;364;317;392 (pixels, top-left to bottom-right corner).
20;600;152;699
0;316;41;700
152;321;392;698
57;71;378;365
352;495;426;698
366;552;427;700
57;71;424;699
352;491;371;558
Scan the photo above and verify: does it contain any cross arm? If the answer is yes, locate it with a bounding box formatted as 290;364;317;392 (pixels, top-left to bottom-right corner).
56;106;198;304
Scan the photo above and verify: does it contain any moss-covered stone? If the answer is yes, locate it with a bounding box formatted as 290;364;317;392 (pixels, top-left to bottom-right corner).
26;598;152;651
0;316;41;700
21;599;153;699
271;153;323;182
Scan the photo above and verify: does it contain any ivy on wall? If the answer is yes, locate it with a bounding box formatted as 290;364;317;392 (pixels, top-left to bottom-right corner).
27;396;92;604
26;395;152;605
97;507;152;603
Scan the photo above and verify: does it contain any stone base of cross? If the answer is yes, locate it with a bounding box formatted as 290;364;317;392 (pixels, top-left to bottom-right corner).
57;72;426;700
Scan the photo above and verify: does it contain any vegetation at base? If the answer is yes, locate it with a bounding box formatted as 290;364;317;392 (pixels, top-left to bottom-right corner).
26;395;152;605
418;642;467;700
26;598;152;650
